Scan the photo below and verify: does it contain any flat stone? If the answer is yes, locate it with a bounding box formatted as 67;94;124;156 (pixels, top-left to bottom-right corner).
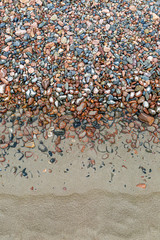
15;29;27;36
129;5;137;11
28;98;34;105
42;79;50;90
152;13;159;21
138;113;154;125
61;37;67;44
77;102;86;112
0;68;7;79
59;121;67;129
54;129;65;136
0;84;6;94
25;141;35;148
104;46;110;52
51;14;57;21
20;0;29;3
88;110;98;116
135;85;144;91
143;101;149;108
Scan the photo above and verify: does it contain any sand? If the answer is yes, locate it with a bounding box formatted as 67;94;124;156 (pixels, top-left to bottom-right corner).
0;127;160;239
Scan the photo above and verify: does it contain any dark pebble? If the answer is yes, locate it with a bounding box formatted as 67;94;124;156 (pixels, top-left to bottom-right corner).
73;122;81;128
38;144;48;152
48;151;53;156
22;168;27;177
54;129;65;136
50;158;56;163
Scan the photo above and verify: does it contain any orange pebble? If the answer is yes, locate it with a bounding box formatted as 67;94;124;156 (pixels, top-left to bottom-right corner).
81;145;85;152
136;183;146;189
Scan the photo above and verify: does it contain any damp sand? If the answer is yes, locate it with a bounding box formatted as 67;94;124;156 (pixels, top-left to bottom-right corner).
0;131;160;240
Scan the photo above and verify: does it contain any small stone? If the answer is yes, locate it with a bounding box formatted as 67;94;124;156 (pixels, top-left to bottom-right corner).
28;98;34;105
25;141;35;148
143;101;149;108
36;0;42;5
152;13;159;21
58;20;64;27
155;106;160;113
54;129;65;136
55;100;58;107
138;113;154;125
107;100;116;105
105;24;110;31
102;9;110;13
15;29;27;36
0;68;7;79
51;14;57;21
86;130;94;138
76;97;84;105
56;87;62;93
20;0;29;3
42;79;50;90
28;67;34;74
77;102;86;112
30;89;36;97
104;46;110;52
129;5;137;11
92;40;99;45
136;183;146;189
61;37;67;44
93;87;99;94
148;109;156;116
147;126;155;133
135;85;144;91
0;84;6;94
49;96;54;103
88;110;98;116
38;143;48;152
78;130;86;138
59;121;67;129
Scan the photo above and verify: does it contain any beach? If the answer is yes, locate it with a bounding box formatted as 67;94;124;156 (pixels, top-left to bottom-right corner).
0;0;160;238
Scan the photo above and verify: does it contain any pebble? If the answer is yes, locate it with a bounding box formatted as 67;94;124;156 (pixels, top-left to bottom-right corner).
0;68;7;79
129;5;137;11
77;102;86;112
0;84;6;94
25;142;35;148
15;29;27;36
38;143;48;152
42;80;50;90
138;113;154;126
143;101;149;108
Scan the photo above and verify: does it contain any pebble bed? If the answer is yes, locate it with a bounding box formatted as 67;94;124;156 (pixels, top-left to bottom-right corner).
0;0;160;178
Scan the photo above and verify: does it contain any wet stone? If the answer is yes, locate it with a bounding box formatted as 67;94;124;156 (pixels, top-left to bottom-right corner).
53;129;65;136
38;143;48;152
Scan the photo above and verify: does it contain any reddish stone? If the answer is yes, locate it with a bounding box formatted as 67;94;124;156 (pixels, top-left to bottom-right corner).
138;113;154;125
42;79;50;90
28;97;34;105
0;68;7;79
59;121;66;129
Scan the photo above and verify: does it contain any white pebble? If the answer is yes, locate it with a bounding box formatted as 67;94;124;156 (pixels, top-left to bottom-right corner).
56;87;62;93
93;87;99;94
49;96;54;103
143;101;149;108
0;84;6;94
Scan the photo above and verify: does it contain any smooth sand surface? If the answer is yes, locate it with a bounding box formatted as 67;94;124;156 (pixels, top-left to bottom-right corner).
0;127;160;239
1;191;160;240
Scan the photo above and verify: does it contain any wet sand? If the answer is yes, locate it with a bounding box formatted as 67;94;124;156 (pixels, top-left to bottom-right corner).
1;190;160;240
0;129;160;240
